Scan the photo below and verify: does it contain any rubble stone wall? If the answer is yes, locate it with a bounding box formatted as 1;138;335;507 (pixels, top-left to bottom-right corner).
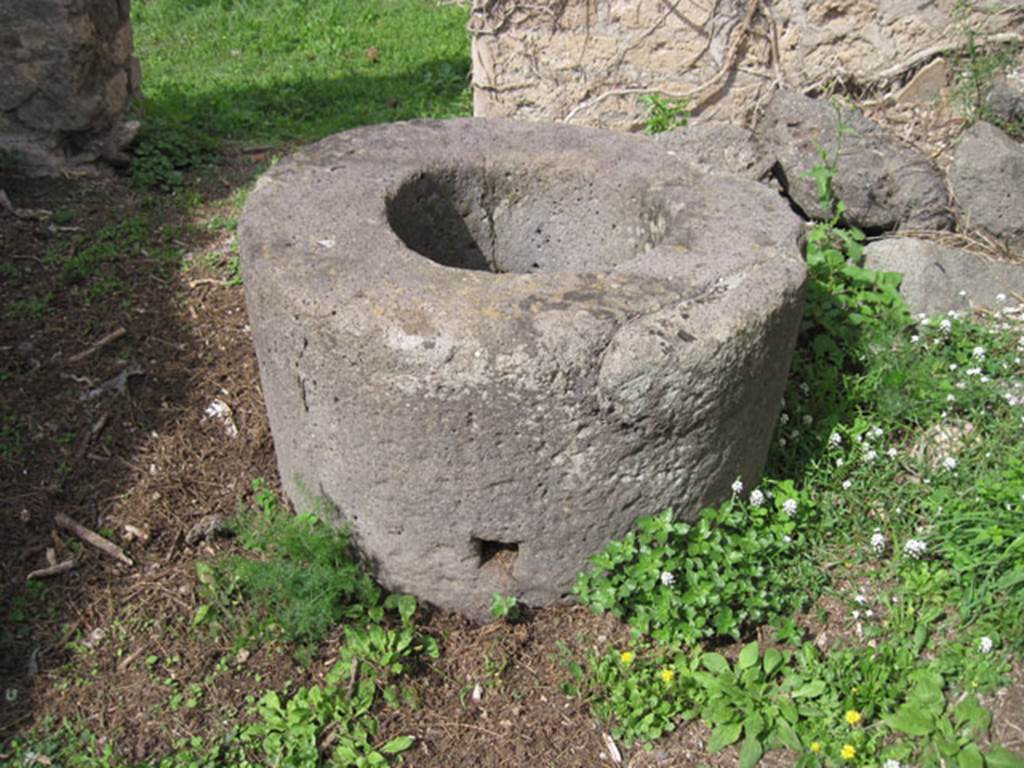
470;0;1023;129
1;0;141;175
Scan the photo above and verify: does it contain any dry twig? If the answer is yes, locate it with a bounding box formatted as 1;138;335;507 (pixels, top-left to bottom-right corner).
55;512;134;566
68;327;127;364
26;560;76;580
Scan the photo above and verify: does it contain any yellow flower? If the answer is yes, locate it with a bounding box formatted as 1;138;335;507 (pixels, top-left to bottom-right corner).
841;744;856;760
810;741;822;753
620;651;635;665
660;668;675;684
845;709;862;726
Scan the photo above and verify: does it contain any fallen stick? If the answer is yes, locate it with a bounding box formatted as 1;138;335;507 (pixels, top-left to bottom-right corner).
54;512;133;566
27;560;76;580
68;326;127;364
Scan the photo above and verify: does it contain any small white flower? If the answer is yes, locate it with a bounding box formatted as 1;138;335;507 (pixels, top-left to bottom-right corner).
779;412;790;425
884;758;902;768
829;431;843;447
870;530;886;555
943;456;957;471
949;363;959;371
854;593;868;605
783;498;798;516
660;571;676;587
778;437;787;448
749;489;765;508
904;538;928;559
910;335;920;344
869;426;884;440
972;346;986;360
958;289;968;297
947;394;957;402
842;479;853;490
981;375;990;383
997;293;1007;302
940;318;952;333
802;414;813;426
978;636;993;654
731;479;744;495
865;609;875;618
782;535;792;544
956;381;966;390
852;609;861;620
789;428;801;439
863;449;878;463
966;367;982;376
800;382;810;395
887;447;898;458
836;458;844;468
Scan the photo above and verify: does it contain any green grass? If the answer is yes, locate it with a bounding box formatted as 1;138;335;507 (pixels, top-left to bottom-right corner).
132;0;471;145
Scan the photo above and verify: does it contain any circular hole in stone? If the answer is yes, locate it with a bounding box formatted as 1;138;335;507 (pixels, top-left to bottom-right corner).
386;165;668;274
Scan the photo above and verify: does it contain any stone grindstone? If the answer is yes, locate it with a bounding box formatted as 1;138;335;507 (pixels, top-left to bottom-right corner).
240;118;807;620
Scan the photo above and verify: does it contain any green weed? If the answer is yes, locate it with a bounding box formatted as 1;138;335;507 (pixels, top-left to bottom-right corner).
574;480;822;648
490;593;521;622
951;0;1020;126
4;292;52;319
130;115;219;191
640;93;690;134
194;479;406;664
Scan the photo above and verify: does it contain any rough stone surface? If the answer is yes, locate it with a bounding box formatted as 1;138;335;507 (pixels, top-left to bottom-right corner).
986;70;1024;125
950;121;1024;253
653;122;774;180
470;0;1020;129
0;0;140;175
895;57;949;107
864;237;1024;316
240;118;807;620
761;90;952;232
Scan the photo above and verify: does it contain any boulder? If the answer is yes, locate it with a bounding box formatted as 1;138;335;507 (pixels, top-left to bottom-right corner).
240;118;807;619
760;90;953;232
863;237;1024;316
950;121;1024;253
986;71;1024;126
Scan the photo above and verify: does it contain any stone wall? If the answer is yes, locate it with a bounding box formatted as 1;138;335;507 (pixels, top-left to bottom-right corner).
470;0;1023;129
1;0;141;175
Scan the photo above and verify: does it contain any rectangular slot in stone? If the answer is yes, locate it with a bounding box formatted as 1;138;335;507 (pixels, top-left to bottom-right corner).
473;538;519;571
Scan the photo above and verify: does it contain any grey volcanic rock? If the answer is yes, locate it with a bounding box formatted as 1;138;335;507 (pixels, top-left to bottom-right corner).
864;237;1024;316
654;122;775;180
240;118;806;619
761;90;953;232
986;72;1024;125
950;121;1024;253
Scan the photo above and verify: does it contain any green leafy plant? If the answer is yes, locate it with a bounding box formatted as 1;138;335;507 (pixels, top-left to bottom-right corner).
130;115;219;191
562;644;698;745
490;593;521;622
574;481;820;648
690;642;812;766
640;93;690;134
